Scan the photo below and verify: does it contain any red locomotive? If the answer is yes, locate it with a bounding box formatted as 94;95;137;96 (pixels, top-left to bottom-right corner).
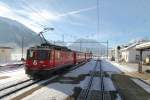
25;43;92;78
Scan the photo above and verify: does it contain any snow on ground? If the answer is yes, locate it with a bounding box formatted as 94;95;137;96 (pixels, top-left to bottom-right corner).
23;83;74;100
0;65;23;74
0;61;23;67
77;76;90;89
21;59;121;100
104;77;116;91
0;59;126;100
0;66;29;88
22;77;90;100
101;60;122;73
4;76;57;100
22;61;97;100
132;78;150;94
64;59;96;77
107;60;137;72
90;77;101;90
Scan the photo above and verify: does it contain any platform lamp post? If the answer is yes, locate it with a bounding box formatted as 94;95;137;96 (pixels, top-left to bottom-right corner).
107;40;109;59
138;50;143;73
21;36;24;61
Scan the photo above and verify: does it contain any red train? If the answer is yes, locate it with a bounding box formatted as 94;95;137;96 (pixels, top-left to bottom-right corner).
25;43;92;77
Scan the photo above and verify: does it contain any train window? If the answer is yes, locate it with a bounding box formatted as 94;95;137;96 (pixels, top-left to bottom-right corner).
37;50;49;60
27;50;34;59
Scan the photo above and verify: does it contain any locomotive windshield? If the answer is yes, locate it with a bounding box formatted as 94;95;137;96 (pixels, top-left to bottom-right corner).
37;50;49;60
27;50;50;60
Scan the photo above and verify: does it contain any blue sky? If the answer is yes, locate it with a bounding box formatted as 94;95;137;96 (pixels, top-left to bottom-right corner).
0;0;150;47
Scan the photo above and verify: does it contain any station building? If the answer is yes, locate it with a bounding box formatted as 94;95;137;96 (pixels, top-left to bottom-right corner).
121;43;150;63
0;47;12;63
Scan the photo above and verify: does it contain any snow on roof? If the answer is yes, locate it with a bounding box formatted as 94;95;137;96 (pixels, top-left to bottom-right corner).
136;42;150;50
0;47;12;49
121;43;139;51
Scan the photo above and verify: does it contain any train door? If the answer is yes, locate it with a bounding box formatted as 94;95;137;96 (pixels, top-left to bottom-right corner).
73;52;76;64
55;50;61;67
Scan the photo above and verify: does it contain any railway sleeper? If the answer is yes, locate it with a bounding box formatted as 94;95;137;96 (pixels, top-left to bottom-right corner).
89;71;110;77
77;89;114;100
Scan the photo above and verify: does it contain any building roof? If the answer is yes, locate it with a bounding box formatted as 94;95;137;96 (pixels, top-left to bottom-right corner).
0;47;13;49
121;43;139;51
136;42;150;50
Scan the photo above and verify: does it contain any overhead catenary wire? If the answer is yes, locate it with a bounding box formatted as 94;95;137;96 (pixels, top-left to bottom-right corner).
21;0;68;34
21;0;47;28
21;0;72;44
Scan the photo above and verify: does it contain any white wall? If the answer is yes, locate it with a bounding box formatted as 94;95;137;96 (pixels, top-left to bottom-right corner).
11;48;27;61
121;51;129;62
0;49;11;63
128;49;138;63
121;48;150;63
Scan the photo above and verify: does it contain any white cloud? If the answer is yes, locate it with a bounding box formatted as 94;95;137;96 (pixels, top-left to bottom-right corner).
0;2;14;17
28;6;96;24
0;2;11;12
0;1;96;32
58;6;96;17
28;10;60;23
0;1;43;32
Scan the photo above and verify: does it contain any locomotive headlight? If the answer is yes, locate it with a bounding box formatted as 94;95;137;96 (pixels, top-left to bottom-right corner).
39;61;44;63
33;60;37;65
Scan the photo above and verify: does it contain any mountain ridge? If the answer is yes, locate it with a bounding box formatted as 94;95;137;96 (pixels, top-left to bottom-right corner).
0;16;41;48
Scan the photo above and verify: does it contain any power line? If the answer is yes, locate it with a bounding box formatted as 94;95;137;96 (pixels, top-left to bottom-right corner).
21;0;68;34
21;0;47;28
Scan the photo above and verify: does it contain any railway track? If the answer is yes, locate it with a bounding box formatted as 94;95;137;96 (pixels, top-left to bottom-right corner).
0;79;41;99
0;79;32;91
77;59;111;100
0;61;88;99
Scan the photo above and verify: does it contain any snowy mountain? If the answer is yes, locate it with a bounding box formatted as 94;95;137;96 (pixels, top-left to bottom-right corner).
0;17;41;48
68;38;107;56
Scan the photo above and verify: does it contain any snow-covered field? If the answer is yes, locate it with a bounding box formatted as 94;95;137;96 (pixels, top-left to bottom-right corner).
0;59;128;100
64;60;95;77
101;60;122;73
0;65;29;89
22;60;97;100
107;60;138;72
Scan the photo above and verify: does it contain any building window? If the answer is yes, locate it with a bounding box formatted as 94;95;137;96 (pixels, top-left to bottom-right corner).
136;55;140;61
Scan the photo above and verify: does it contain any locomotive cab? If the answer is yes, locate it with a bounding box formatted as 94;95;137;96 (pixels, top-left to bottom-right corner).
26;49;53;68
25;48;54;77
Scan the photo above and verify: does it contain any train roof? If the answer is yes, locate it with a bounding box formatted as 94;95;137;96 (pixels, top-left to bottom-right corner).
29;43;72;51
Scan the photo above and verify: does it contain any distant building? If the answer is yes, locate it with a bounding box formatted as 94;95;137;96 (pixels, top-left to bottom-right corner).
108;48;115;60
121;43;150;63
0;47;12;63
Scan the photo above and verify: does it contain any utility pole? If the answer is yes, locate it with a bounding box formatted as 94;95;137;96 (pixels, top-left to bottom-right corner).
21;36;24;60
107;40;109;59
62;34;64;42
80;40;82;52
138;50;143;73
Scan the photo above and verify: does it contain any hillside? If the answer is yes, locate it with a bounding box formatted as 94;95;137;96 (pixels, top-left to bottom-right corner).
0;17;41;48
